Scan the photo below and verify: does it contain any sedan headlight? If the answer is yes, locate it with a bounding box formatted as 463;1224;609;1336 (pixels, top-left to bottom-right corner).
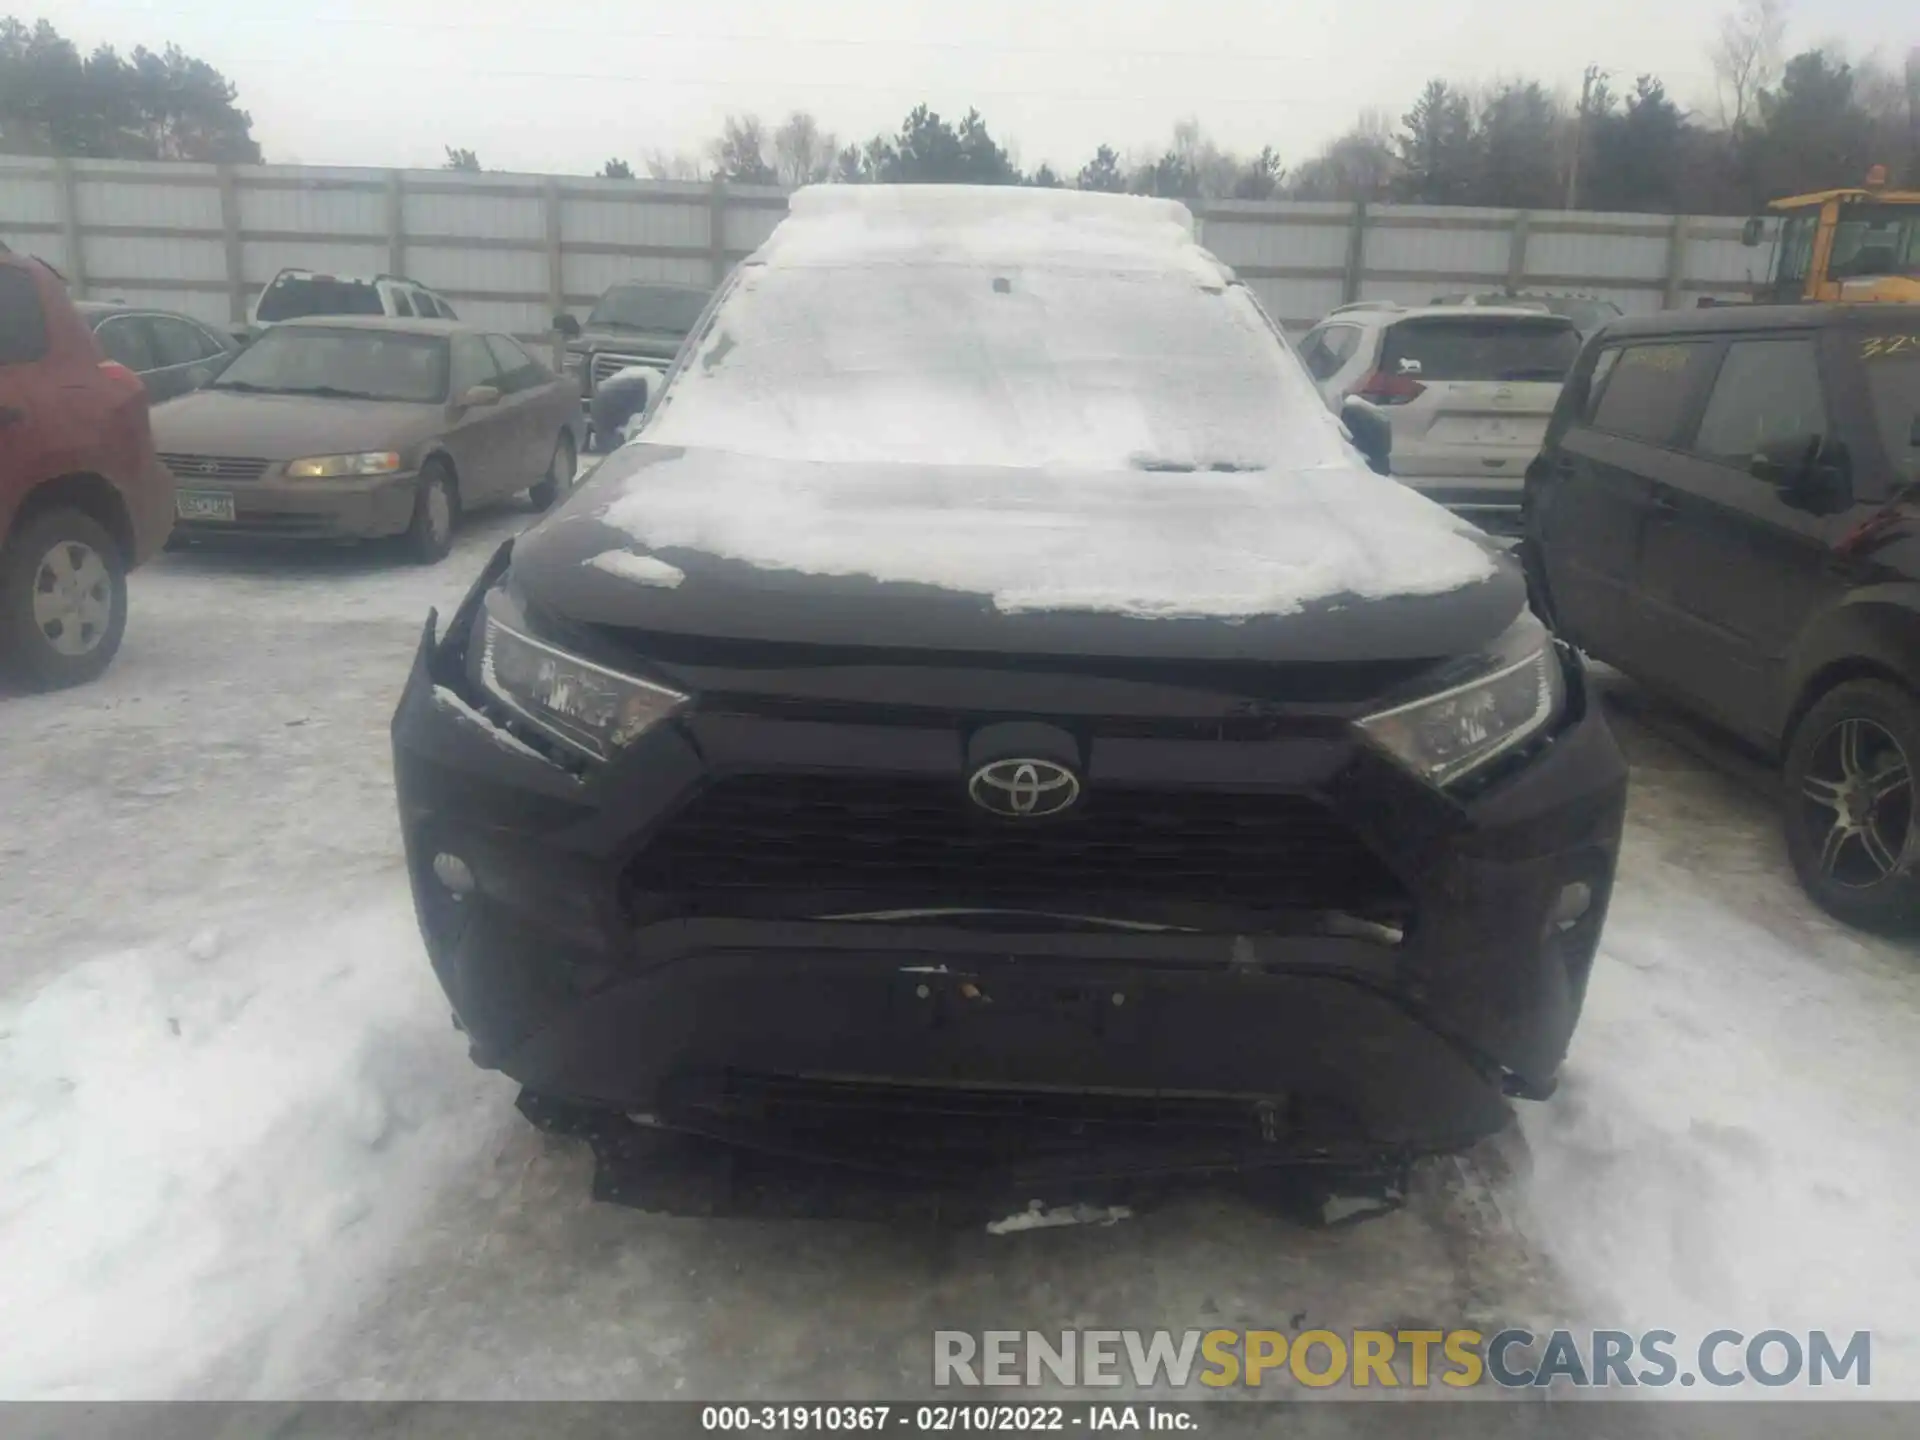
1357;623;1565;789
478;613;685;761
286;451;402;479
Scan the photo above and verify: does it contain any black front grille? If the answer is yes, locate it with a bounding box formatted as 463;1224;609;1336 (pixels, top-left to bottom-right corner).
624;774;1407;916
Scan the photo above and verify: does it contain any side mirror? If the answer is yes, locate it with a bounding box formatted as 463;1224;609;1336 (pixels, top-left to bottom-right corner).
553;312;581;339
1753;435;1852;514
1341;396;1393;476
1740;217;1765;247
456;384;501;409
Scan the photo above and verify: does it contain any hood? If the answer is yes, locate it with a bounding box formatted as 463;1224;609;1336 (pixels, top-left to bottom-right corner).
508;444;1524;666
150;389;446;461
569;327;685;356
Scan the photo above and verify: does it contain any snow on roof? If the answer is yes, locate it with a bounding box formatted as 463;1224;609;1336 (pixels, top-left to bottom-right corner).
755;184;1229;284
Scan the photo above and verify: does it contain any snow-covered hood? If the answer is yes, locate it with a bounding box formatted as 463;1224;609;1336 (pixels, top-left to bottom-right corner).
507;443;1522;665
150;388;447;463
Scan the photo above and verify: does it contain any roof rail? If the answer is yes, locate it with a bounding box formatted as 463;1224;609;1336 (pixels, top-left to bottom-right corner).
1326;300;1401;315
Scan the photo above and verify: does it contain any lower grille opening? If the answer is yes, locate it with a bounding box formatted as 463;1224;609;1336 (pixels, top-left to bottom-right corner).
620;774;1410;927
658;1071;1373;1172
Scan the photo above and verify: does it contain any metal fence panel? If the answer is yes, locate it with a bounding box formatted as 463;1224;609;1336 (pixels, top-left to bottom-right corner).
73;171;222;229
0;157;1812;340
559;251;712;302
0;158;61;224
1204;216;1350;270
404;188;544;244
240;238;388;287
237;183;384;238
85;235;228;286
1526;228;1668;283
560;192;710;250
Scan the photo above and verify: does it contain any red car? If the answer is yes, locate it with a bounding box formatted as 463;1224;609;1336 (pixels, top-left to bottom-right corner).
0;247;174;689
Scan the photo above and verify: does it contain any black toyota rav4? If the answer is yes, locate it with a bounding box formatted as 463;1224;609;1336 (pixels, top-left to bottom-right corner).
392;186;1626;1188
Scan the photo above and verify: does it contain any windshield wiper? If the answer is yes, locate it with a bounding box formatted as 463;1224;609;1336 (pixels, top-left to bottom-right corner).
209;380;285;393
278;385;388;401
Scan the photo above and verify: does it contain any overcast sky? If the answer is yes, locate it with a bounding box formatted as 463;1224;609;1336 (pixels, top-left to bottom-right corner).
27;0;1919;175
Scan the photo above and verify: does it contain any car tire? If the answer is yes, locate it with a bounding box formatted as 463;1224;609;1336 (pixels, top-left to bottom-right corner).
529;431;577;511
0;508;129;691
1783;678;1920;932
404;459;459;565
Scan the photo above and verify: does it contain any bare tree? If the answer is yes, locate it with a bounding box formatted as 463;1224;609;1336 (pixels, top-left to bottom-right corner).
1713;0;1787;129
772;111;838;188
644;148;707;182
710;113;776;185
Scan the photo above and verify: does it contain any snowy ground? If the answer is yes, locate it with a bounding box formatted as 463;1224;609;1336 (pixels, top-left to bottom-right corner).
2;513;1917;1406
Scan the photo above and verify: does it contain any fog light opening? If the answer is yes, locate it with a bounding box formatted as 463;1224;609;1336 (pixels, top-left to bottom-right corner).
432;852;476;899
1548;880;1593;933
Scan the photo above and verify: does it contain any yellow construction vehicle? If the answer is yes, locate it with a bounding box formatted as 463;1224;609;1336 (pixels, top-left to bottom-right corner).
1741;166;1920;304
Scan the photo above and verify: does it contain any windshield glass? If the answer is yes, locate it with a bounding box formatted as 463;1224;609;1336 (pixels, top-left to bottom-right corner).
1862;334;1920;481
586;284;710;333
210;326;448;402
1381;316;1581;381
643;264;1318;471
255;276;385;323
1830;205;1920;280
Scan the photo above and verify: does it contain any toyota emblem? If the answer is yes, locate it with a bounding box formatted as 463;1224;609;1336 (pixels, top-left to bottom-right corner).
967;758;1081;818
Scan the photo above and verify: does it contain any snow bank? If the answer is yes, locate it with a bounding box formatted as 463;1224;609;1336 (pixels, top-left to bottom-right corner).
600;448;1493;620
1516;784;1920;1393
0;897;504;1398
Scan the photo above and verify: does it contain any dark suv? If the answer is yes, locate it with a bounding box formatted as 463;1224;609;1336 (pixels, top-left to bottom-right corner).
1523;304;1920;927
394;188;1626;1191
554;281;710;449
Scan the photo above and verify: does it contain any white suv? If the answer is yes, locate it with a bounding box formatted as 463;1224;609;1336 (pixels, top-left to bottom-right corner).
247;270;458;333
1297;303;1581;534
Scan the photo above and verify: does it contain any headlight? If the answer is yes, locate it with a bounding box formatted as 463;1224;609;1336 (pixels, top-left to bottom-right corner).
1356;622;1565;788
562;353;586;375
285;451;402;478
478;613;685;761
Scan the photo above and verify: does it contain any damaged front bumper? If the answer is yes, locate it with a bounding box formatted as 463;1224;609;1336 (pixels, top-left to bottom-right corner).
391;550;1627;1182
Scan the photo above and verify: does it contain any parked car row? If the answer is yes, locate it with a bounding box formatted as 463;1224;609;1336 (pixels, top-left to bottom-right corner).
1;243;586;689
1296;285;1920;928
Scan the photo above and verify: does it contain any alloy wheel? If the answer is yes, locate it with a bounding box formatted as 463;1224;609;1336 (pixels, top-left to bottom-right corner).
1798;716;1915;888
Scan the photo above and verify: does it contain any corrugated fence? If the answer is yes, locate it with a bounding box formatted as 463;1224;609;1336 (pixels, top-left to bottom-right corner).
0;157;1771;340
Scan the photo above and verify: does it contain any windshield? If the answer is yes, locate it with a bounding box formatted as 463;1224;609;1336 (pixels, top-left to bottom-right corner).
643;264;1319;471
210;326;448;402
586;284;710;333
255;276;385;324
1381;316;1581;382
1862;334;1920;481
1830;205;1920;281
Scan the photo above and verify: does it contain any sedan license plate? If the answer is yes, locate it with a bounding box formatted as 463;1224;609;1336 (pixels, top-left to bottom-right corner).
176;491;235;522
